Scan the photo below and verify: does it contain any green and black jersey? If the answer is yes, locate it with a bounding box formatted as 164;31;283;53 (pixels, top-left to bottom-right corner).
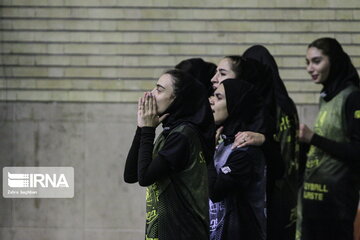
267;105;300;240
302;85;360;221
145;124;209;240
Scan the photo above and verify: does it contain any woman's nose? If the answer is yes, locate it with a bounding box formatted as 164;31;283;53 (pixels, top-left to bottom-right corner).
210;73;218;84
306;63;313;74
209;96;215;105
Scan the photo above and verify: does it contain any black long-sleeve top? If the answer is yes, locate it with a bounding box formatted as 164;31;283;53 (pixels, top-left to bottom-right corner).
208;143;266;240
310;91;360;167
208;149;253;202
123;127;190;186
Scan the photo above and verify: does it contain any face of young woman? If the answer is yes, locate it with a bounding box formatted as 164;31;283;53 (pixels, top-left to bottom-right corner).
211;84;229;125
306;47;331;84
211;58;236;90
151;74;176;115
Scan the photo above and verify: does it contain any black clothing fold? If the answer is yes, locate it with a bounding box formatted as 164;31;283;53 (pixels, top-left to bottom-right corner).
243;45;298;117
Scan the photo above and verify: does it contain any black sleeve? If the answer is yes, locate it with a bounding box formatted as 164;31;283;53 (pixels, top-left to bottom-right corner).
123;127;142;183
208;149;253;203
310;91;360;166
137;127;190;187
298;142;310;186
262;135;284;180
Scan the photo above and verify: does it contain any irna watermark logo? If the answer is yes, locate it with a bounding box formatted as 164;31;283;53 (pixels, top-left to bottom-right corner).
3;167;74;198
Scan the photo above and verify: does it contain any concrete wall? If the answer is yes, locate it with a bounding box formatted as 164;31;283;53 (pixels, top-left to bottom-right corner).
0;102;146;240
0;0;359;239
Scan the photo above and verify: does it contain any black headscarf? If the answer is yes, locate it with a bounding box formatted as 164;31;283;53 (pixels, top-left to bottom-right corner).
243;45;298;116
226;56;276;116
161;69;215;163
175;58;217;97
308;37;360;101
227;56;276;135
241;58;276;116
221;79;264;138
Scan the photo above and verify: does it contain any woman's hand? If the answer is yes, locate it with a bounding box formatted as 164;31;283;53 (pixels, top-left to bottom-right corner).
299;124;314;143
232;131;265;149
215;126;224;143
137;92;169;128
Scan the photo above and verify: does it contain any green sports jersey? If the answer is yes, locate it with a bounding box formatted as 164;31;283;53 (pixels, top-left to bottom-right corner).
302;85;360;221
145;124;209;240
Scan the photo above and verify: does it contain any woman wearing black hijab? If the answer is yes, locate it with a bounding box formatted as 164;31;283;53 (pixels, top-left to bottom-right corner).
243;45;300;240
299;38;360;240
124;69;215;240
211;55;283;204
175;58;217;97
209;79;266;240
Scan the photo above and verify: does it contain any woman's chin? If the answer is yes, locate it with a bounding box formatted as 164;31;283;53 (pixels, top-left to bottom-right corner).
214;119;223;126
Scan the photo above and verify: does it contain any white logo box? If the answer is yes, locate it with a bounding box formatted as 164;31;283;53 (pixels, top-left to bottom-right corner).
3;167;74;198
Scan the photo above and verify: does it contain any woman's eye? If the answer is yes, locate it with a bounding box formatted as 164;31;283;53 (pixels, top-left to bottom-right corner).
312;57;322;65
